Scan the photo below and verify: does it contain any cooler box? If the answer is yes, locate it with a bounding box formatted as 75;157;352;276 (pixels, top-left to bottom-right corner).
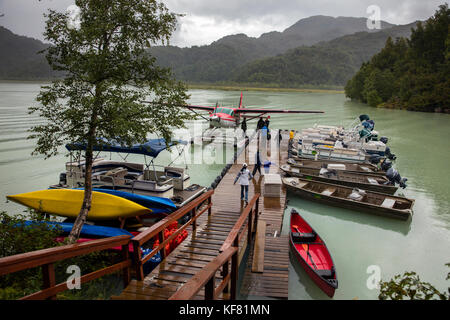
263;174;282;198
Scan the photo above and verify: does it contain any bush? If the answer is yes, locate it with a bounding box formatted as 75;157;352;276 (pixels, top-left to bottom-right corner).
379;264;450;300
0;211;123;300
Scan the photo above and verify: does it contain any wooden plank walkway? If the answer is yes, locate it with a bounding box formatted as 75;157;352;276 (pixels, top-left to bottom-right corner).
113;130;290;300
239;130;289;299
240;235;290;299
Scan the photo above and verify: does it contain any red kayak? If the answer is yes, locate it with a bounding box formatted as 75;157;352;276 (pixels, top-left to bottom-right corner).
290;209;338;297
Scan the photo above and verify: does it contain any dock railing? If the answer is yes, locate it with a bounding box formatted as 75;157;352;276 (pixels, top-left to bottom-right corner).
0;235;132;300
169;193;260;300
131;189;214;281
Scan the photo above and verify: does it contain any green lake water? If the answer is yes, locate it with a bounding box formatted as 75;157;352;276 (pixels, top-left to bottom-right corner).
1;82;449;300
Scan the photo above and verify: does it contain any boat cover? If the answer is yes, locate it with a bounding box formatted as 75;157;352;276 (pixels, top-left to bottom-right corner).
66;138;187;158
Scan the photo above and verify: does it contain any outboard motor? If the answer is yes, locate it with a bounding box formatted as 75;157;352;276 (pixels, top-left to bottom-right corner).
359;114;370;122
380;137;388;144
386;167;408;189
59;172;67;186
385;146;397;161
369;154;383;165
380;159;393;171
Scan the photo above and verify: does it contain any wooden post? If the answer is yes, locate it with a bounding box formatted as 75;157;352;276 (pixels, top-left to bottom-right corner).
208;196;212;216
247;208;253;245
191;208;197;232
205;274;215;300
230;250;238;300
159;230;166;260
122;244;131;286
222;260;229;293
42;263;56;300
132;241;144;281
254;196;259;233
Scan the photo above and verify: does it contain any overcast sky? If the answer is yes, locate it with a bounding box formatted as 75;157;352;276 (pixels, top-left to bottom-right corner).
0;0;445;47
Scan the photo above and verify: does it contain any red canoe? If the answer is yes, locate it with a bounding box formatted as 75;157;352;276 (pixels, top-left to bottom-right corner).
289;209;338;297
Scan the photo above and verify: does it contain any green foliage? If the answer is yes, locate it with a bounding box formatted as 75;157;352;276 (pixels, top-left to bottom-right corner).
0;211;124;300
345;4;450;113
0;210;62;258
378;268;449;300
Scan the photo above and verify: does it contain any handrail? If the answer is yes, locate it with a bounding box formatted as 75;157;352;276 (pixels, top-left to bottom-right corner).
0;235;132;300
132;189;214;280
170;193;260;300
220;193;260;252
168;247;238;300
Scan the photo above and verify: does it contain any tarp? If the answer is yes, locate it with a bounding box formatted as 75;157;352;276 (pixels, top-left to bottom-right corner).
66;138;187;158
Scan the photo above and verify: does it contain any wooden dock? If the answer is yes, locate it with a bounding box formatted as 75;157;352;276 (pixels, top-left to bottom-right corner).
113;130;290;300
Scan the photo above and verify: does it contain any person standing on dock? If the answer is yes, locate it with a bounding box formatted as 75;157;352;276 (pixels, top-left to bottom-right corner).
234;163;253;204
241;118;247;137
257;117;265;130
252;149;262;177
265;116;270;129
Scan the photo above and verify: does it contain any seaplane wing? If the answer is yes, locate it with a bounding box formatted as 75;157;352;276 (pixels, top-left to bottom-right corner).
180;105;217;112
234;108;324;114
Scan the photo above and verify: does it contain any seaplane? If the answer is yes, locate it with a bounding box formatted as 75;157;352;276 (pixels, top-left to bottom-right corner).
178;93;323;129
145;93;324;147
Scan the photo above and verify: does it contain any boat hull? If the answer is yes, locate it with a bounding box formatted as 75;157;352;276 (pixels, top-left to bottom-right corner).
290;241;336;298
283;178;413;221
281;166;397;195
289;210;337;298
288;157;385;176
7;189;152;220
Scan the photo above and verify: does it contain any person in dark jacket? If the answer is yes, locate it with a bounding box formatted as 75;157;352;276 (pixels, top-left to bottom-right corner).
241;118;247;136
257;117;265;130
264;116;270;128
278;129;283;145
252;149;262;177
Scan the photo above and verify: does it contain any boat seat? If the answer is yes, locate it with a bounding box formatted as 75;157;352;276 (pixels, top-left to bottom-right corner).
321;188;336;196
316;269;334;279
104;167;128;178
292;231;316;243
381;198;396;208
367;178;379;185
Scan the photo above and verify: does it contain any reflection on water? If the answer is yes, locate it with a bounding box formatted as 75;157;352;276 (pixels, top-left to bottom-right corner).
0;82;449;300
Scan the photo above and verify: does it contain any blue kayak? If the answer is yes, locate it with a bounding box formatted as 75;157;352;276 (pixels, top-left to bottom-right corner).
75;188;176;214
23;220;133;238
23;220;162;275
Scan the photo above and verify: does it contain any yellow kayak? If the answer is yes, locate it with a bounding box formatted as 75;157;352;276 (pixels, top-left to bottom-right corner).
6;189;152;220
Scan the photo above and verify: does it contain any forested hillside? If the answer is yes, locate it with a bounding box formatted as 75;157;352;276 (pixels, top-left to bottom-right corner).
345;4;450;113
149;16;395;83
0;26;56;80
231;22;416;87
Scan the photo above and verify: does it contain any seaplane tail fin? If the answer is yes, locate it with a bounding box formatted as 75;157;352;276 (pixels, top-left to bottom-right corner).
239;92;244;109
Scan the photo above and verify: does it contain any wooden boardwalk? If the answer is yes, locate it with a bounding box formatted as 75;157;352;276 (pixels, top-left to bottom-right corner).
113;130;290;300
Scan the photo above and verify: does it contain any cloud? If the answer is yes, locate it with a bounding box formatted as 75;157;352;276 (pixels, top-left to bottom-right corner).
0;0;445;47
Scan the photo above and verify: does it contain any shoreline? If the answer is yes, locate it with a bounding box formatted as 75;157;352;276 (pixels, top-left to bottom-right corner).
186;83;345;94
0;80;345;94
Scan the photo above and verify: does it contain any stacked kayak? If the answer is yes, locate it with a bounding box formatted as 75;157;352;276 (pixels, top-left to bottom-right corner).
21;220;134;238
89;188;176;215
6;189;152;220
22;220;162;274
